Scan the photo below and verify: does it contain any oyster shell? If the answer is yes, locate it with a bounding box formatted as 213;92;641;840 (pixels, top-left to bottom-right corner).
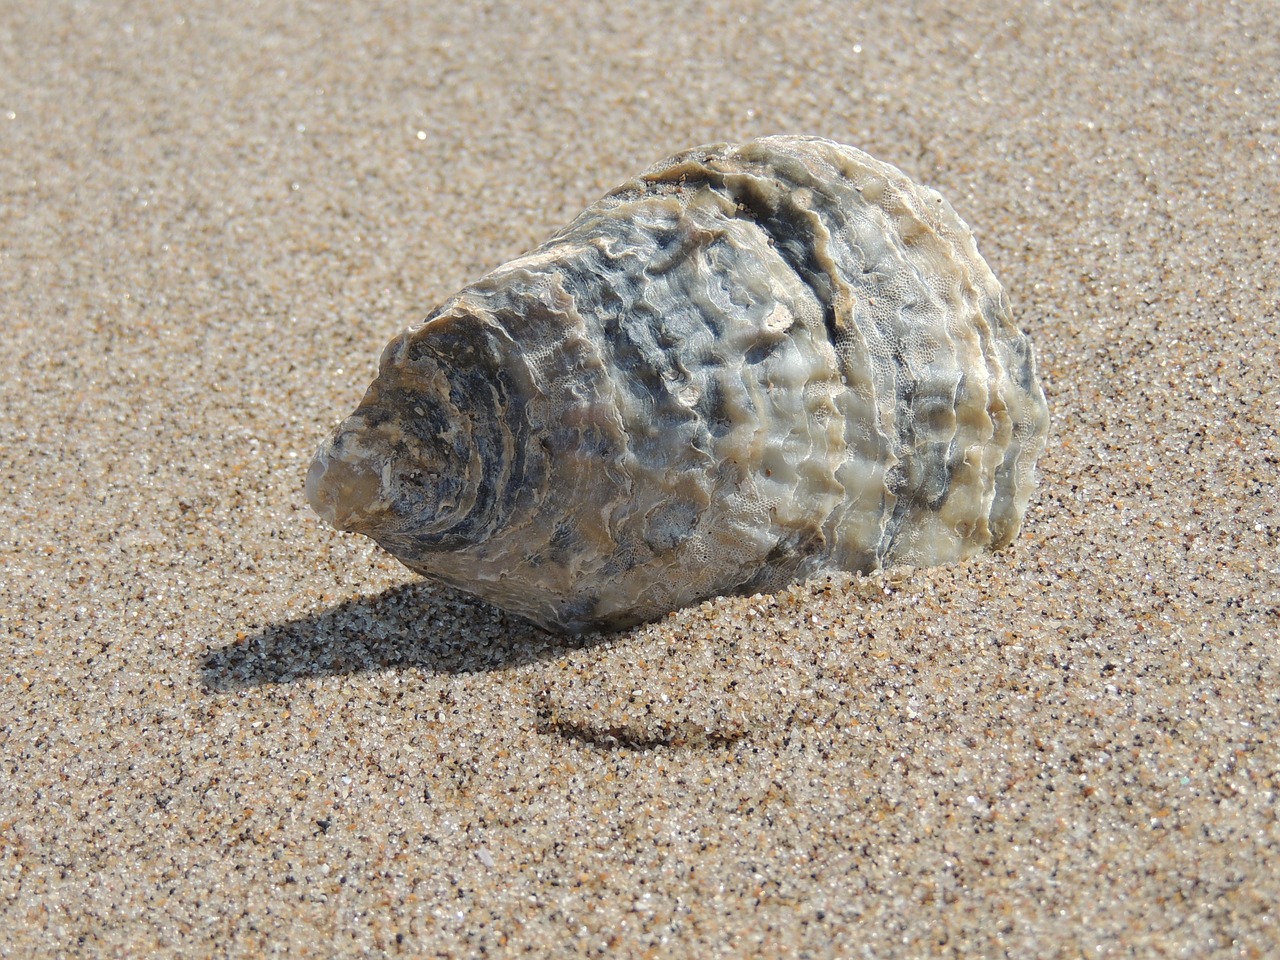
307;135;1049;633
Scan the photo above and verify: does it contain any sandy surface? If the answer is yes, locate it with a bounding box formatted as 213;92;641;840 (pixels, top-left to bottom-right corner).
2;1;1277;956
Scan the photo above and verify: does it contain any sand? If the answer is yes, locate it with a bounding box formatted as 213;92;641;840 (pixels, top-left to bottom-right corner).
2;1;1277;956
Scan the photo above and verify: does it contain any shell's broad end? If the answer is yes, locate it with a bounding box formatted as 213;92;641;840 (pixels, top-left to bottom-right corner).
307;135;1050;634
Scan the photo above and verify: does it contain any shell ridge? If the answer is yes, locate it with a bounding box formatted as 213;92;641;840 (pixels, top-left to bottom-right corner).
829;156;997;564
644;146;909;569
549;218;733;605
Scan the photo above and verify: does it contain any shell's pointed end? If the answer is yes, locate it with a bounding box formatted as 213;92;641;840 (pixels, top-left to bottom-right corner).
306;445;383;533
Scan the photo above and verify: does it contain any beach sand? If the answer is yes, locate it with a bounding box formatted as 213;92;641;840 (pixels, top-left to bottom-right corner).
2;1;1277;955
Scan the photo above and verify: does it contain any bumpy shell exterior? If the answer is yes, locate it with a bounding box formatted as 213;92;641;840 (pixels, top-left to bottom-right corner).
307;136;1049;633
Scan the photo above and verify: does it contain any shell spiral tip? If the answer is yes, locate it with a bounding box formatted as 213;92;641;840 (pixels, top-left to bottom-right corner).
306;447;381;533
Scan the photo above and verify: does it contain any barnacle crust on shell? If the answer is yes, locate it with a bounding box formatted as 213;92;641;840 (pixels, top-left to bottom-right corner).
307;135;1050;633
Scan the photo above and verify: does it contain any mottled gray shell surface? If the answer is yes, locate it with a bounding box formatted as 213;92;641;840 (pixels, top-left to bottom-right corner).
307;136;1050;633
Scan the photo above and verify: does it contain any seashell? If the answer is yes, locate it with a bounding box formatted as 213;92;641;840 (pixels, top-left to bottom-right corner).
306;135;1050;633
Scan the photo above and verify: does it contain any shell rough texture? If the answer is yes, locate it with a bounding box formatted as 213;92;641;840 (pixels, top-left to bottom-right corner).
307;136;1050;633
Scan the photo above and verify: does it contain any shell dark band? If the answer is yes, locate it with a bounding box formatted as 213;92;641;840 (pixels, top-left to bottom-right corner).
307;136;1050;633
